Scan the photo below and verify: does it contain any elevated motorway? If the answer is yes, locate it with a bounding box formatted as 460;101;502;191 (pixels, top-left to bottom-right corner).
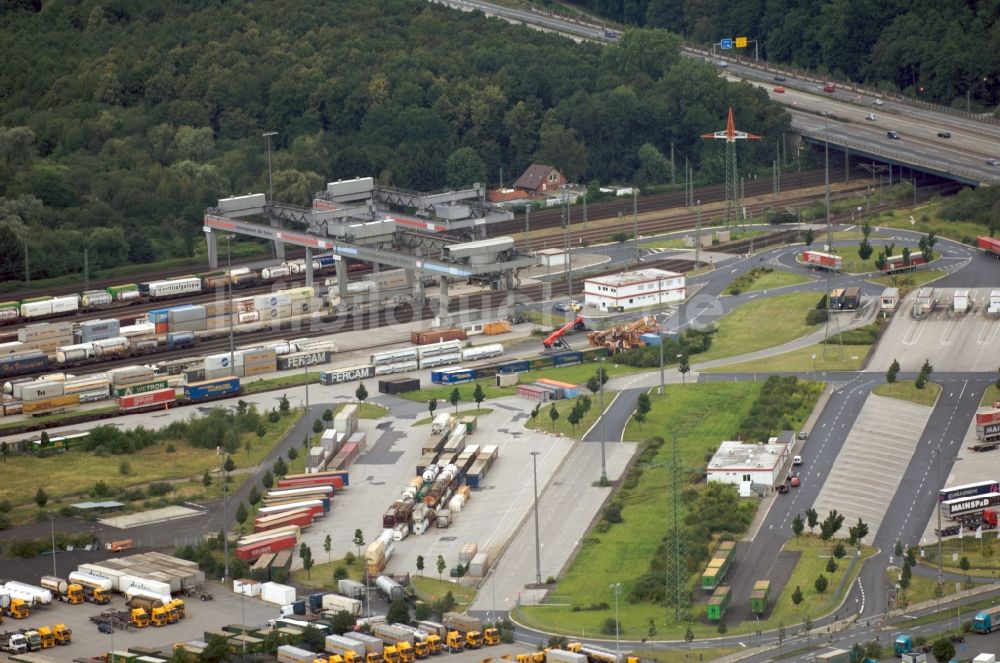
435;0;1000;186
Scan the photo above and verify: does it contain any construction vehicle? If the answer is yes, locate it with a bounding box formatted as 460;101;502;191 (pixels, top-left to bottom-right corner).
36;626;55;649
0;631;27;654
7;598;29;619
442;612;482;649
52;624;71;645
542;316;587;350
40;576;85;604
586;316;658;355
68;571;112;604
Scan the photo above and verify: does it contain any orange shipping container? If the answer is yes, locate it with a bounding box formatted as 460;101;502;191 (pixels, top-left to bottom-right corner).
483;320;511;335
22;393;81;415
411;328;466;345
154;322;169;334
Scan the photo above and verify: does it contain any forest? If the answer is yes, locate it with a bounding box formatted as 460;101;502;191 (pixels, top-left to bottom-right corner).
0;0;789;280
571;0;1000;109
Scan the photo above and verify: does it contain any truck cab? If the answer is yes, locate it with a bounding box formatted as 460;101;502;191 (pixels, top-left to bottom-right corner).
169;598;186;619
464;630;482;649
87;587;111;604
130;608;150;628
36;626;54;648
894;635;913;655
425;634;441;655
383;645;400;663
150;606;169;626
22;630;41;651
412;640;429;658
3;633;27;654
483;627;500;646
446;632;464;652
53;624;72;645
66;584;85;604
164;604;180;623
9;598;29;618
396;641;414;663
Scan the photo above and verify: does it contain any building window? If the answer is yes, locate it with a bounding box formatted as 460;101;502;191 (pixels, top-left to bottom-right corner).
742;473;751;482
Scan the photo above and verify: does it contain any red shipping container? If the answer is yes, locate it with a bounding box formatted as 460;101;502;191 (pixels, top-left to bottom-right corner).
118;388;175;412
977;409;1000;426
277;474;346;490
254;509;315;533
256;501;325;519
154;322;169;334
235;534;297;561
979;236;1000;256
410;328;466;345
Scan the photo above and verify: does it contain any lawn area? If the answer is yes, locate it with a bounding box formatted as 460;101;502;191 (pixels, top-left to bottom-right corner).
412;408;494;426
640;236;687;250
918;531;1000;578
874;204;987;246
697;292;825;363
397;361;642;405
335;402;389;419
867;269;946;295
526;390;617;438
873;380;941;407
886;569;958;609
518;382;764;640
291;557;366;591
984;385;1000;407
703;343;871;373
411;576;477;607
827;245;939;274
761;535;876;630
741;269;810;293
0;406;300;520
242;371;323;395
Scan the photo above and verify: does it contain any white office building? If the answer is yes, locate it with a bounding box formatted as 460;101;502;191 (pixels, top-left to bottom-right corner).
706;440;789;491
583;268;685;312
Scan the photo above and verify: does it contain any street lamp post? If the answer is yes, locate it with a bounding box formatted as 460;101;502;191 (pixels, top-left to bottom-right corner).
599;359;608;485
304;362;310;414
49;512;57;577
225;235;235;380
222;453;229;582
612;582;622;658
262;131;277;203
531;451;542;585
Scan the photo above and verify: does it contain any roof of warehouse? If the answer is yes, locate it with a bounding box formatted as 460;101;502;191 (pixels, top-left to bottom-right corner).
71;501;125;510
707;441;786;472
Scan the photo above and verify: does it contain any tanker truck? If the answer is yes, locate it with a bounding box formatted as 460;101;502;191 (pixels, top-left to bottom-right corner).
67;572;111;604
3;582;52;606
39;576;84;604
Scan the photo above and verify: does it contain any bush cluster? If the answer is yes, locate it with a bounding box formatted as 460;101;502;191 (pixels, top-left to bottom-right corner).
738;375;820;442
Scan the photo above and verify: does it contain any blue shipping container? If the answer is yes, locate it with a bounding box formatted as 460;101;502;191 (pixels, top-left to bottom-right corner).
184;377;241;401
0;353;50;378
497;360;530;374
465;470;483;489
431;369;476;384
640;333;662;347
166;332;196;349
553;351;583;366
147;308;171;323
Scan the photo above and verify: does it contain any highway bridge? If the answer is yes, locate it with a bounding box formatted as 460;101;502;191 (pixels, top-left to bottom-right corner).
431;0;1000;187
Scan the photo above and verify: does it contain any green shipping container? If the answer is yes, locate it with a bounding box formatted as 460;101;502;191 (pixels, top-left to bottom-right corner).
706;586;730;621
0;301;18;309
749;580;771;614
107;283;140;297
113;379;169;397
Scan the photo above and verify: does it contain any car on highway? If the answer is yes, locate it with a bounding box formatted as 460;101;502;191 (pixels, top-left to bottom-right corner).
823;83;836;93
865;113;876;121
773;86;785;93
937;131;951;138
872;98;884;105
790;475;801;488
553;302;570;312
716;60;727;68
886;130;901;139
987;158;1000;166
773;74;786;82
793;455;803;466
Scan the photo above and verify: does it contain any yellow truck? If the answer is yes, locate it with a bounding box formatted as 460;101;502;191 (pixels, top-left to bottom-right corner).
383;645;401;663
40;576;84;604
130;608;149;628
53;624;72;645
36;626;55;649
150;606;170;627
442;612;483;649
8;599;29;619
169;598;186;619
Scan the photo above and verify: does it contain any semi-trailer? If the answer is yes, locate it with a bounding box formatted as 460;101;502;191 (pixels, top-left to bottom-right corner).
3;582;52;606
325;634;366;663
277;644;322;663
66;572;112;604
578;644;639;663
374;575;405;602
372;624;415;662
441;612;483;649
39;577;84;604
940;493;1000;520
319;593;362;616
972;409;1000;451
749;580;771;615
391;623;438;657
341;631;386;663
973;606;1000;633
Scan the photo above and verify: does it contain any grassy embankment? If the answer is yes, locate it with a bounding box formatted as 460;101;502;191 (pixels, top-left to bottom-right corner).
873;380;942;407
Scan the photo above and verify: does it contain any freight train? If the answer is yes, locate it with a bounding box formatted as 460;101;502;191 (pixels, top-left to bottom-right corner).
0;256;366;326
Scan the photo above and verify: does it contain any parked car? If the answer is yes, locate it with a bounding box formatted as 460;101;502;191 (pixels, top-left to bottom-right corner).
98;623;113;634
798;430;808;440
553;302;570;312
937;131;951;138
776;483;789;494
793;455;803;466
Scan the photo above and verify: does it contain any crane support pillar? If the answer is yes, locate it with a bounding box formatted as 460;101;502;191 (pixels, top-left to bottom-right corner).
304;247;314;288
335;256;348;300
269;217;286;260
205;230;219;270
439;277;450;314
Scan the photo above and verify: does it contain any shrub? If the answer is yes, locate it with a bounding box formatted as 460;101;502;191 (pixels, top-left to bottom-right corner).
165;443;176;453
806;308;828;325
147;482;174;497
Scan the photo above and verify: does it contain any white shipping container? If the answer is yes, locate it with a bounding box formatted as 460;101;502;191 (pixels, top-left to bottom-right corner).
322;593;363;616
233;579;262;597
204;352;245;371
148;278;202;298
261;581;297;606
51;296;80;314
78;564;127;591
120;322;156;338
18;381;65;401
119;574;171;598
20;300;53;318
